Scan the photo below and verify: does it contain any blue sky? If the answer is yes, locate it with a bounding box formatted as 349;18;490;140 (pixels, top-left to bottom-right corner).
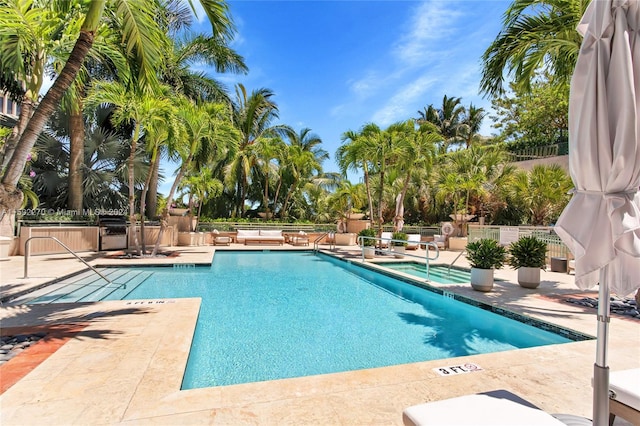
169;0;510;192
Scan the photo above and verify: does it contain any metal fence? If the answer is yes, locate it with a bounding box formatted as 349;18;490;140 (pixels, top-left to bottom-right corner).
507;142;569;162
468;224;571;264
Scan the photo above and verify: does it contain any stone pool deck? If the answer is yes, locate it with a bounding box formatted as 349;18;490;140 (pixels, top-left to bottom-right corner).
0;244;638;425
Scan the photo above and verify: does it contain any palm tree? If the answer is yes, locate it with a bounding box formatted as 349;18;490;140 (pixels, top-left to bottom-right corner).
479;0;586;98
0;0;236;236
86;81;177;255
391;120;439;231
458;104;487;148
510;164;572;225
0;0;76;168
336;123;380;228
152;99;238;255
435;145;515;235
416;95;465;153
178;169;223;231
328;180;366;230
226;84;282;217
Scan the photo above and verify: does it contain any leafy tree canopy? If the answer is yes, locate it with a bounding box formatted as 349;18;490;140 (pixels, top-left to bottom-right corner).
489;75;569;150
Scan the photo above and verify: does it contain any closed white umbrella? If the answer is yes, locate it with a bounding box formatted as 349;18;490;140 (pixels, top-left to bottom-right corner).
555;1;640;425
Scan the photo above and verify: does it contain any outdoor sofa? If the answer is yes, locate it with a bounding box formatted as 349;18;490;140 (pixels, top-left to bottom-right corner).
236;229;285;245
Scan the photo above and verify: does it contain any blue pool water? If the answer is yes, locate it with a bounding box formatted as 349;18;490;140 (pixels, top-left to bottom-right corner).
23;251;582;389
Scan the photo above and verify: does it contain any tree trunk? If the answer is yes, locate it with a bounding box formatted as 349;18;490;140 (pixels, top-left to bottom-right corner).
394;173;412;231
377;165;385;235
1;29;96;189
68;96;85;211
0;25;101;238
363;164;374;228
139;147;159;254
151;158;189;256
273;177;283;218
146;159;159;219
128;126;141;256
0;99;34;169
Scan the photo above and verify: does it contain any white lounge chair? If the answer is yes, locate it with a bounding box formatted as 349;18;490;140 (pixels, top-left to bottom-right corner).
609;368;640;426
403;390;586;426
380;232;393;248
406;234;421;250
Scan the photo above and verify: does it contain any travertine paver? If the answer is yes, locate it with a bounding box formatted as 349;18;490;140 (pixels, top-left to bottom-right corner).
0;244;638;425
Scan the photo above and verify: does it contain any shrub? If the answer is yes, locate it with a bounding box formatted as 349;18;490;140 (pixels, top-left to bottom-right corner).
392;232;408;247
508;235;547;269
358;228;377;246
465;238;507;269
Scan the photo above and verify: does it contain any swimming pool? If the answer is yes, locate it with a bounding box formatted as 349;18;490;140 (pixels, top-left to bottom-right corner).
19;251;589;389
374;262;473;283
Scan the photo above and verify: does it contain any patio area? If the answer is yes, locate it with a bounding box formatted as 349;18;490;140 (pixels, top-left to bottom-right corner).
0;243;638;425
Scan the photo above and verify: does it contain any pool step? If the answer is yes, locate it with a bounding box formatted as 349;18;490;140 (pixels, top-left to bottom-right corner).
21;269;153;304
388;264;471;283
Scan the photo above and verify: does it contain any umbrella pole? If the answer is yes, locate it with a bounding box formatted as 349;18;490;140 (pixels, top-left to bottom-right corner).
593;265;611;426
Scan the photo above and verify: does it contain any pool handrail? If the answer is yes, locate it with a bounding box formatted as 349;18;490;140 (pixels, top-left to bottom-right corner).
23;236;114;286
357;236;440;281
448;250;467;276
313;232;335;252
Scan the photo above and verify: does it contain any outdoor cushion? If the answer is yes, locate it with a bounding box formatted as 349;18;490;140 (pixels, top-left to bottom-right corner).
403;390;566;426
259;229;282;237
610;368;640;412
237;229;260;237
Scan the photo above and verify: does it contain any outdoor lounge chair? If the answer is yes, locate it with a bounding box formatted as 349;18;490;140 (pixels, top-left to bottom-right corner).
403;389;589;426
406;234;421;250
380;232;393;248
608;368;640;426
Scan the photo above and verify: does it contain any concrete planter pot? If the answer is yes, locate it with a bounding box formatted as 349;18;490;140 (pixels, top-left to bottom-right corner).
363;246;375;259
178;232;198;246
470;267;494;292
393;246;406;258
517;267;541;289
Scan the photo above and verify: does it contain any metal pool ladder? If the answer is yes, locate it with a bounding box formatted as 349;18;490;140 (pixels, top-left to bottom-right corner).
448;250;466;276
313;232;335;253
23;236;115;286
424;241;440;281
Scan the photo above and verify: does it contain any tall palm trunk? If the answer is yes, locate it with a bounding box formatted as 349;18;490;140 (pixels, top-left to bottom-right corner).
128;124;142;255
0;1;105;237
146;159;159;219
362;163;374;228
0;99;34;169
394;173;412;231
377;162;386;235
140;146;159;254
263;171;270;219
152;155;192;256
68;95;85;211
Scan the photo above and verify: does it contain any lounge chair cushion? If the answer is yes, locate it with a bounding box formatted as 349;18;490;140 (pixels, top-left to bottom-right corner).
380;232;393;247
403;390;567;426
259;229;282;237
237;229;260;238
610;368;640;412
406;234;421;249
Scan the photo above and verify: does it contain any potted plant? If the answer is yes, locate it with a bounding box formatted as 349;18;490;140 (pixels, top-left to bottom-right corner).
358;228;377;259
465;238;507;292
392;232;408;258
507;235;547;289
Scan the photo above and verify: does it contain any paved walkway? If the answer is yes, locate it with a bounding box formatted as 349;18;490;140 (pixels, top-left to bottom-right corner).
1;243;638;425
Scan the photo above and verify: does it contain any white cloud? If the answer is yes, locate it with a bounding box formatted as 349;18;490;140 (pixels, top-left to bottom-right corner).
393;2;463;66
371;74;437;125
